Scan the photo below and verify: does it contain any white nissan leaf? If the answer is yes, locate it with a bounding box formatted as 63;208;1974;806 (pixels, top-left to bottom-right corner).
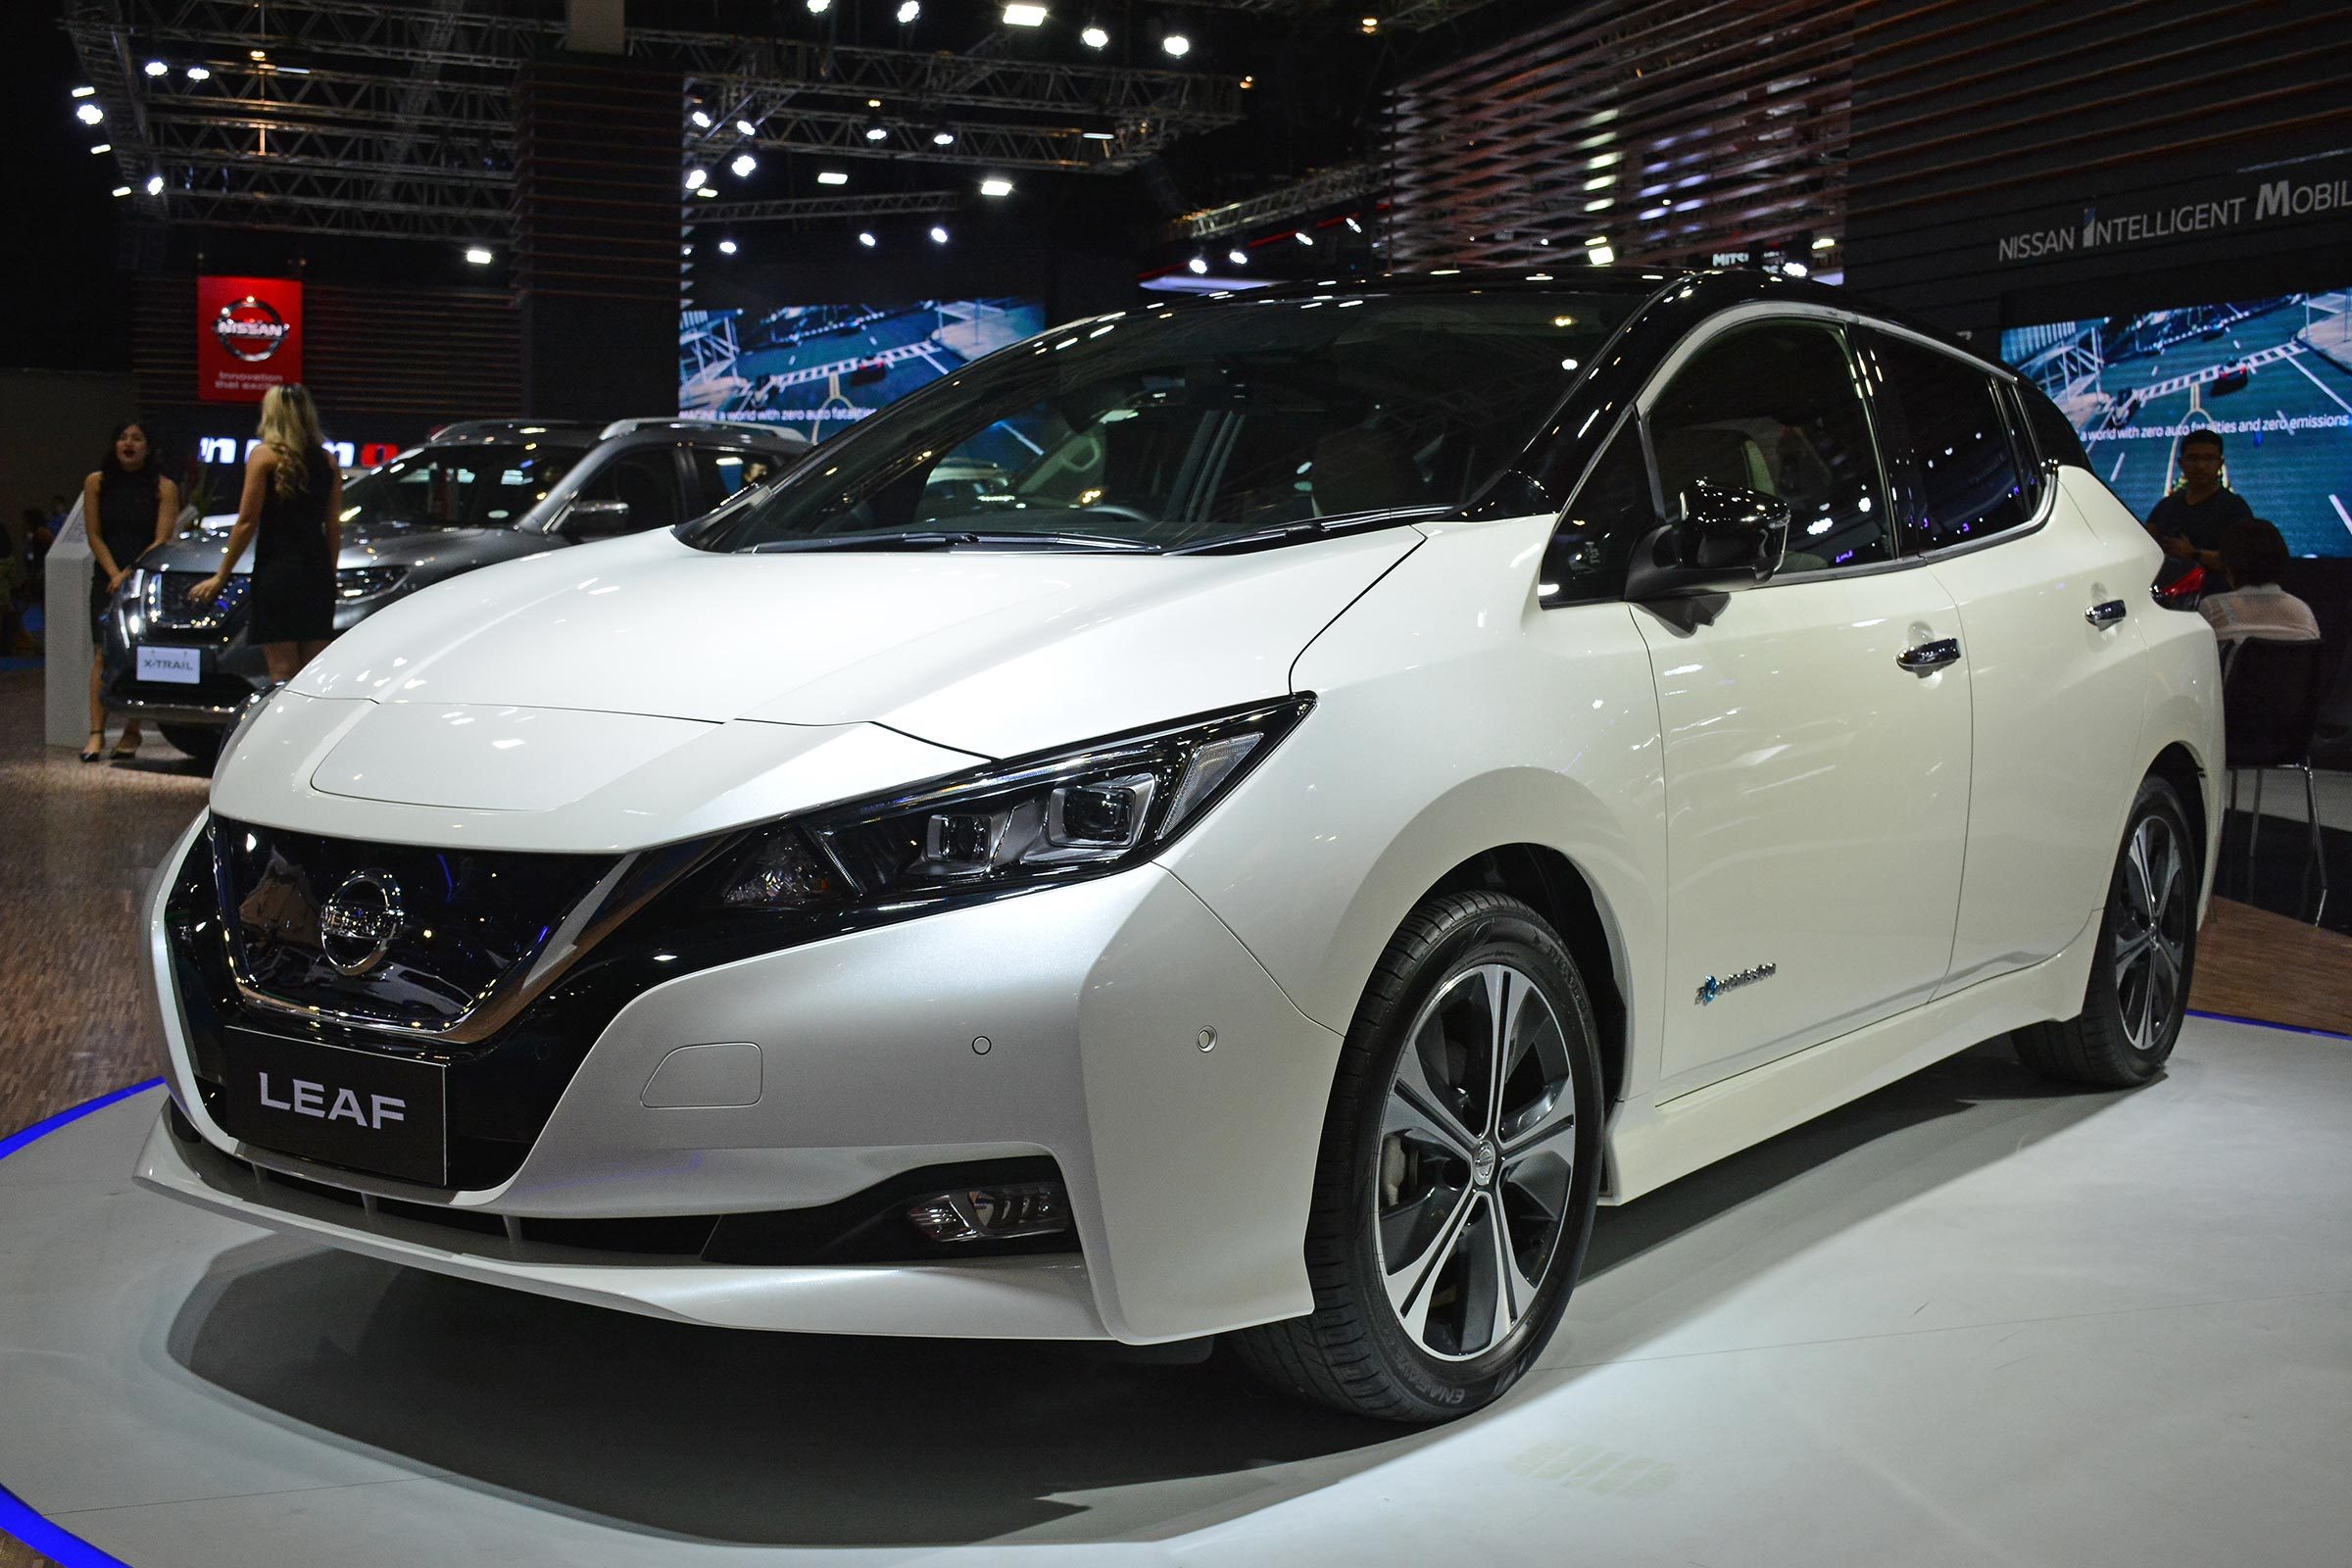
137;270;2222;1421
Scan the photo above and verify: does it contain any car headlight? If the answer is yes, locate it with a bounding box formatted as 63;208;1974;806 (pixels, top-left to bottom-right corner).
718;697;1312;912
336;565;410;601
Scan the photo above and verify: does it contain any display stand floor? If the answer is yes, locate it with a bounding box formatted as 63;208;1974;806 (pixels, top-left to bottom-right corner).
5;1017;2348;1568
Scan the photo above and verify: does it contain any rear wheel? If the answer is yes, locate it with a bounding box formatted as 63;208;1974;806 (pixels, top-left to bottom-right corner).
159;723;222;768
1232;891;1603;1422
2014;776;2196;1087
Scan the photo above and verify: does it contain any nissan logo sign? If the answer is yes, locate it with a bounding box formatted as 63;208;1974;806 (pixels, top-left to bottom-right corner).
214;295;290;363
318;870;406;976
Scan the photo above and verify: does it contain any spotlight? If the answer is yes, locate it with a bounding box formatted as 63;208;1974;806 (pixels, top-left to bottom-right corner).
897;1;920;22
72;85;95;98
1781;260;1809;278
979;176;1013;197
730;151;758;177
143;60;168;76
1081;24;1109;48
1004;4;1049;24
929;225;949;244
690;109;711;129
807;0;832;11
184;65;210;80
89;142;110;154
817;170;849;185
1812;234;1837;250
1162;32;1191;58
858;230;877;247
464;246;494;265
1587;242;1615;266
684;167;708;190
696;186;715;199
1188;256;1207;274
75;103;104;125
111;185;130;198
1360;16;1378;33
718;238;739;256
1294;229;1313;246
1228;248;1247;266
144;172;163;194
1345;216;1361;233
864;123;889;142
1081;130;1114;141
735;118;758;136
931;127;956;146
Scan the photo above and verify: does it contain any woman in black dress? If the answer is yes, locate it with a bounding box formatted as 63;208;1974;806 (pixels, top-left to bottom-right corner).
190;384;342;682
81;420;181;761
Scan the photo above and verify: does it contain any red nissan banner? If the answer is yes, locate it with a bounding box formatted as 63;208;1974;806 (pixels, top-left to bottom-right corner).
196;274;303;403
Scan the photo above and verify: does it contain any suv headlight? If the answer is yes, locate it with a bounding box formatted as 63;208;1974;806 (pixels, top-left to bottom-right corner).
718;697;1312;912
336;565;411;601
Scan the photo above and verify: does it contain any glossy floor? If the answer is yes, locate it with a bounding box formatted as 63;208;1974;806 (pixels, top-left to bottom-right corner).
3;1018;2348;1566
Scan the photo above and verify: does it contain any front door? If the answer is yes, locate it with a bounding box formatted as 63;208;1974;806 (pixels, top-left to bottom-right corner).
1635;317;1973;1089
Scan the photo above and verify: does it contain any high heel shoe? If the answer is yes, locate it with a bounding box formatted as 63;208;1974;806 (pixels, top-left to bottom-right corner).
80;732;106;762
111;732;141;760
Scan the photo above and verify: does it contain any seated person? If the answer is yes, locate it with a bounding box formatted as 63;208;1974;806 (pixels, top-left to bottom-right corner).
2199;516;2320;645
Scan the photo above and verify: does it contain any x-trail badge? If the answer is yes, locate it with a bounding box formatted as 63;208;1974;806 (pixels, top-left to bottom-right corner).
318;870;405;976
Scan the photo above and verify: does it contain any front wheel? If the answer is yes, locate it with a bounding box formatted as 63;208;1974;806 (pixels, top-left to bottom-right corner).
158;723;223;768
2014;775;2197;1087
1232;891;1604;1422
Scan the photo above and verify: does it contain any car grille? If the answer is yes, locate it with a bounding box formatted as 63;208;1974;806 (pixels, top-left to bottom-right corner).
213;817;618;1034
148;569;250;632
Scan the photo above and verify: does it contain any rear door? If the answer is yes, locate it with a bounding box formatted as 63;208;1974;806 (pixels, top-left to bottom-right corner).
1634;315;1974;1089
1861;329;2154;989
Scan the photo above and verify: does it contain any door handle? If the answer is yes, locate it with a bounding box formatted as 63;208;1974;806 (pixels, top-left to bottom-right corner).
2085;599;2128;627
1897;637;1962;673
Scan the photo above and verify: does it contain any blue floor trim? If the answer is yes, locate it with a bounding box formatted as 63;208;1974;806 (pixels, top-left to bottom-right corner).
0;1079;161;1568
2186;1008;2352;1043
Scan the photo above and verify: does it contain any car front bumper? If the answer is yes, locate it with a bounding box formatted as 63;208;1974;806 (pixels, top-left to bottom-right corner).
136;812;1345;1343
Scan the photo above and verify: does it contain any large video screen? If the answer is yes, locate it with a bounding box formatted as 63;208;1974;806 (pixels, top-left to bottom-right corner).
2002;292;2352;557
680;298;1046;445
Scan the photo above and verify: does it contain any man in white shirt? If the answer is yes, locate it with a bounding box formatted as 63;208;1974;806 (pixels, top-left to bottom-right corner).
2199;516;2321;645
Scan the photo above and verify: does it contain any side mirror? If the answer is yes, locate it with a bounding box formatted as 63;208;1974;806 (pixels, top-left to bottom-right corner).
1622;479;1789;600
563;498;633;539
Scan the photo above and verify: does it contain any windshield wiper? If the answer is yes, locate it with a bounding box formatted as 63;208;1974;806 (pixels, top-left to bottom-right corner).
750;530;1159;554
1167;507;1448;555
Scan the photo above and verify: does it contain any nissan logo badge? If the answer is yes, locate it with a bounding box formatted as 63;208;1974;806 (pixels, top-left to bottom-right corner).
318;869;405;976
214;295;290;363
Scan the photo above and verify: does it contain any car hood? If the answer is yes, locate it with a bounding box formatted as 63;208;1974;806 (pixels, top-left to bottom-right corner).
156;512;536;573
291;526;1422;760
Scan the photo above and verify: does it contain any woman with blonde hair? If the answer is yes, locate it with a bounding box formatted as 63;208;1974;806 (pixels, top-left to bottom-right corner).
190;383;341;681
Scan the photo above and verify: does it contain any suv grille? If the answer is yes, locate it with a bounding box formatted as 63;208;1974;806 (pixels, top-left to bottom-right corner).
214;817;617;1033
148;569;250;632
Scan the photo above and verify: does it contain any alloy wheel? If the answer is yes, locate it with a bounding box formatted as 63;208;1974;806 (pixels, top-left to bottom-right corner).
1374;962;1579;1361
2113;812;2190;1053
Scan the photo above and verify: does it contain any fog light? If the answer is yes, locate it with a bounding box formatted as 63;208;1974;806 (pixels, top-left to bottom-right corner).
906;1181;1069;1243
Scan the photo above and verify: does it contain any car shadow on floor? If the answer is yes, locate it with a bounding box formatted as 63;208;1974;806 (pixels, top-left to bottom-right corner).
163;1038;2133;1548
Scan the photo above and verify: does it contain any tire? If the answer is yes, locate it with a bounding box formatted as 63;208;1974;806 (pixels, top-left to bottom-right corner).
1232;891;1605;1422
2013;775;2197;1087
159;723;223;767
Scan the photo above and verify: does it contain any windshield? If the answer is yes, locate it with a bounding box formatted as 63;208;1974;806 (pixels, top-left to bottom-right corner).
684;291;1637;554
340;443;591;529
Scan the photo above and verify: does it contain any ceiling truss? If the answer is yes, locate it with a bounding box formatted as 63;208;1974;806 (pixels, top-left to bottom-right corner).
62;0;1249;241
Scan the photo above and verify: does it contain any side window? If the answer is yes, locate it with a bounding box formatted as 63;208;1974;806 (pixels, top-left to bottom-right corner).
1874;335;2032;550
1544;417;1655;603
577;449;684;532
1648;320;1893;573
690;448;781;512
2019;380;2091;470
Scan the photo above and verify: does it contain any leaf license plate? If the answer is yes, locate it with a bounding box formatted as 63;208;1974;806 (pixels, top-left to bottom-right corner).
213;1027;449;1187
